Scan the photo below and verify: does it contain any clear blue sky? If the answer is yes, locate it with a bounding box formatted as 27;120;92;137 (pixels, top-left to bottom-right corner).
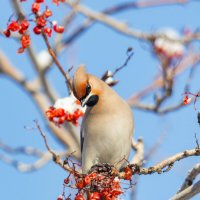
0;0;200;200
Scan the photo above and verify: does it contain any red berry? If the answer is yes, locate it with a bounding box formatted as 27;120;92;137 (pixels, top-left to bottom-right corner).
124;166;132;180
35;0;44;3
32;3;40;13
36;16;46;28
65;113;72;121
84;176;91;185
21;34;30;49
64;178;69;184
75;99;81;105
33;26;42;35
54;108;65;117
3;29;11;37
20;20;29;30
53;22;64;33
58;116;65;124
17;47;24;54
75;179;85;189
57;195;63;200
89;192;101;200
18;27;26;34
44;27;52;37
88;172;97;179
44;9;52;18
8;21;19;32
75;194;85;200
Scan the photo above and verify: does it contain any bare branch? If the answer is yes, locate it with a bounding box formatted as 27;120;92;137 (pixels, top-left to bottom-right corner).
127;52;200;112
65;1;200;44
0;151;51;172
170;180;200;200
0;140;43;157
63;0;196;47
131;138;144;166
65;1;154;42
103;0;191;13
0;150;70;172
35;120;78;173
178;163;200;192
119;148;200;178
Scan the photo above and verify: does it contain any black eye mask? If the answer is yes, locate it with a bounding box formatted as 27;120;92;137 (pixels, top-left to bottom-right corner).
86;95;99;107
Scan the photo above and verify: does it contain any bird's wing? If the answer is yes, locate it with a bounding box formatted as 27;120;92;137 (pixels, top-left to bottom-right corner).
80;128;84;153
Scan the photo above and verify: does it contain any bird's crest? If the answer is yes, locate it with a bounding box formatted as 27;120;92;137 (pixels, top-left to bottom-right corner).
73;65;89;100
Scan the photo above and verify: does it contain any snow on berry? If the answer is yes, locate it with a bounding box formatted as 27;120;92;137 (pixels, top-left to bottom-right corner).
154;28;185;59
46;95;85;126
53;21;64;33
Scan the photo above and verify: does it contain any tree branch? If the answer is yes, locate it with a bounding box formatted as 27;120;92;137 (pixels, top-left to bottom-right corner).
0;140;43;157
119;148;200;178
63;0;197;47
131;138;144;166
170;180;200;200
127;52;200;113
65;1;200;44
179;163;200;192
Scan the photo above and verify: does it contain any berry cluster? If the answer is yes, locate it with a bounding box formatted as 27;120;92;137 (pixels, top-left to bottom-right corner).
4;19;31;53
154;28;185;60
46;95;85;126
4;0;65;53
57;163;133;200
20;0;65;5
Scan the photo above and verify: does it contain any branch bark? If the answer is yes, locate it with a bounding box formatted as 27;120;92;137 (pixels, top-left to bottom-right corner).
119;148;200;178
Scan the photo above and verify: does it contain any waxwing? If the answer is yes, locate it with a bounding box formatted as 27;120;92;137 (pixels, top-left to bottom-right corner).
73;65;134;173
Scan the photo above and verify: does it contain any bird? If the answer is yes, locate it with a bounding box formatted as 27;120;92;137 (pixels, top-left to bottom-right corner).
72;65;134;173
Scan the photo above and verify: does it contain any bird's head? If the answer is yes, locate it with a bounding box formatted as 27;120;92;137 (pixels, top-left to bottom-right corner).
72;65;101;107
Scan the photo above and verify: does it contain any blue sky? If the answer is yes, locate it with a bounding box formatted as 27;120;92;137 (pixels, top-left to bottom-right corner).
0;1;200;200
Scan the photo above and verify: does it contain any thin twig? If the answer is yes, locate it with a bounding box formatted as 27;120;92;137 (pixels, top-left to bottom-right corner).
34;120;78;173
112;48;134;76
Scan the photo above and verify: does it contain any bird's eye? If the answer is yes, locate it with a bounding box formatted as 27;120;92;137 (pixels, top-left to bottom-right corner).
86;84;91;95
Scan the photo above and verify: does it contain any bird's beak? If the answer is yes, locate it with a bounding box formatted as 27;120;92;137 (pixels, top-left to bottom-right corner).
80;93;99;107
81;93;92;107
